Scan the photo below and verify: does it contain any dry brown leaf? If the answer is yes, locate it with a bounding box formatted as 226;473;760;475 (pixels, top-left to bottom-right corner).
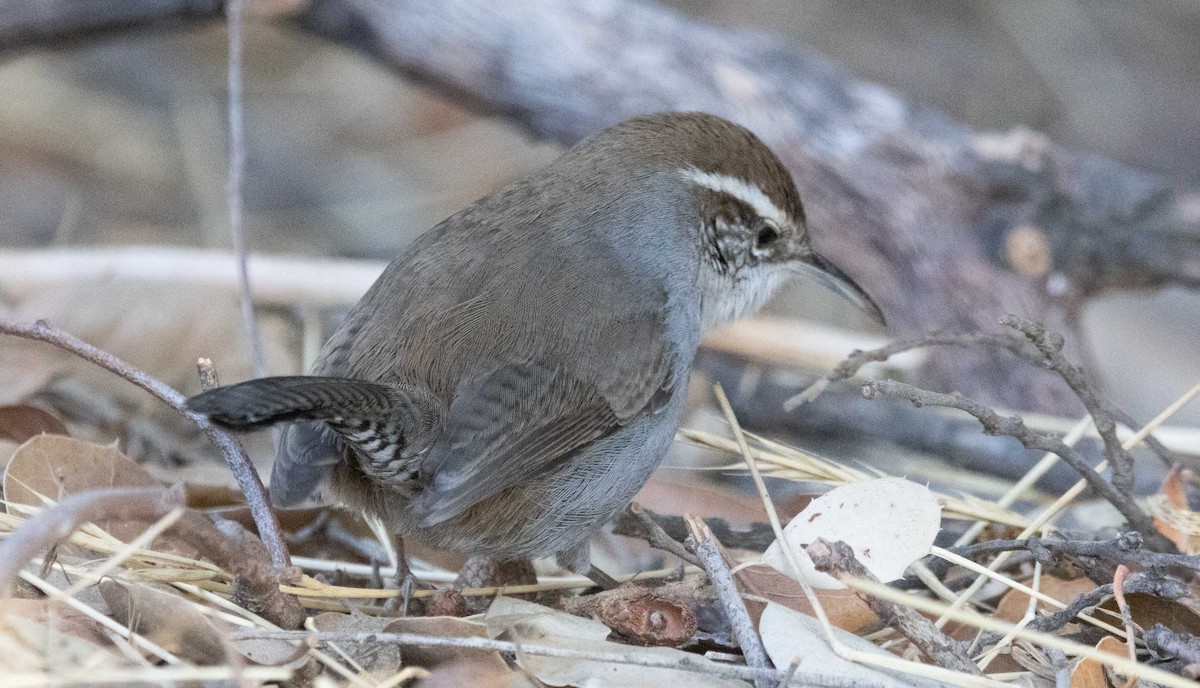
484;597;747;688
0;440;17;477
4;434;160;510
1100;592;1200;637
1152;465;1200;554
310;611;402;674
736;562;879;632
3;434;200;557
99;579;228;665
0;405;68;443
994;576;1098;625
0;607;117;674
1069;635;1130;688
384;615;508;673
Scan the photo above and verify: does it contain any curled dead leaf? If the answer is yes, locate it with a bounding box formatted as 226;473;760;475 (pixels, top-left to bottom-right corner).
736;562;879;633
383;615;508;673
1150;465;1200;555
3;434;198;557
99;579;228;665
1069;635;1130;688
0;405;68;443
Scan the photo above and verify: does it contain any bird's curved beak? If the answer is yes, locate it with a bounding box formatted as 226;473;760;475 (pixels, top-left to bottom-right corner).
792;251;886;325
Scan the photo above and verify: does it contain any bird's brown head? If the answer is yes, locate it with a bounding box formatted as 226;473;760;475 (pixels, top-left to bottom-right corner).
619;112;882;328
546;112;883;329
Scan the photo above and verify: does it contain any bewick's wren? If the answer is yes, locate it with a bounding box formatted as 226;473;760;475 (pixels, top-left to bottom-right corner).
188;112;879;579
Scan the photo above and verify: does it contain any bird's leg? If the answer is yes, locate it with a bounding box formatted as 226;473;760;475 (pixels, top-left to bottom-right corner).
556;541;618;590
384;534;420;615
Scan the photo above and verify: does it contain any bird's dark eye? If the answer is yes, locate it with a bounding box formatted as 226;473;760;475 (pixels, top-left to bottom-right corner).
755;223;780;249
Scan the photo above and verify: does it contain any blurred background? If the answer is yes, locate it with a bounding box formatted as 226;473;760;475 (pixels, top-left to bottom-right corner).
1;0;1198;449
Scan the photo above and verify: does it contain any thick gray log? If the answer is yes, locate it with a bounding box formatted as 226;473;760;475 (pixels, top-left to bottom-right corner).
294;0;1199;412
5;0;1198;413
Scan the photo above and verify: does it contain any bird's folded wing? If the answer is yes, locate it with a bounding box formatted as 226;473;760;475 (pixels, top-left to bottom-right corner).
411;326;675;526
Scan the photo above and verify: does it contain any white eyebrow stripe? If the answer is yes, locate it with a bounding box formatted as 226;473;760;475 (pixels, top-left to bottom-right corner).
680;168;790;228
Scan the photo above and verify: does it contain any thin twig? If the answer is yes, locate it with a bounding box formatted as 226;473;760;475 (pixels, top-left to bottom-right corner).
785;321;1185;471
224;0;265;379
1002;316;1135;497
684;516;773;688
860;378;1153;533
784;332;1030;410
194;357;289;569
1046;647;1070;688
843;576;1199;688
0;318;290;567
712;385;843;650
617;503;703;567
949;534;1200;576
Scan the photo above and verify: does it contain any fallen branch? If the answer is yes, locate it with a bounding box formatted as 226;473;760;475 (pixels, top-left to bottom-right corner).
951;534;1200;579
860;377;1154;534
685;516;773;688
6;0;1200;410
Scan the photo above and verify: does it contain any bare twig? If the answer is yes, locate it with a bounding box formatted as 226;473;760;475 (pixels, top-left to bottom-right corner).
616;503;702;567
0;318;290;567
860;377;1153;533
950;534;1200;577
1145;625;1200;679
785;321;1184;472
1046;647;1070;688
806;538;981;676
223;0;265;379
1002;316;1135;495
785;332;1029;410
684;516;773;688
193;357;290;570
613;505;776;553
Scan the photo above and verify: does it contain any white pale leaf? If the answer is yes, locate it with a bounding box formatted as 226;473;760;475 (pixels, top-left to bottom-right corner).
759;602;954;688
762;476;941;588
